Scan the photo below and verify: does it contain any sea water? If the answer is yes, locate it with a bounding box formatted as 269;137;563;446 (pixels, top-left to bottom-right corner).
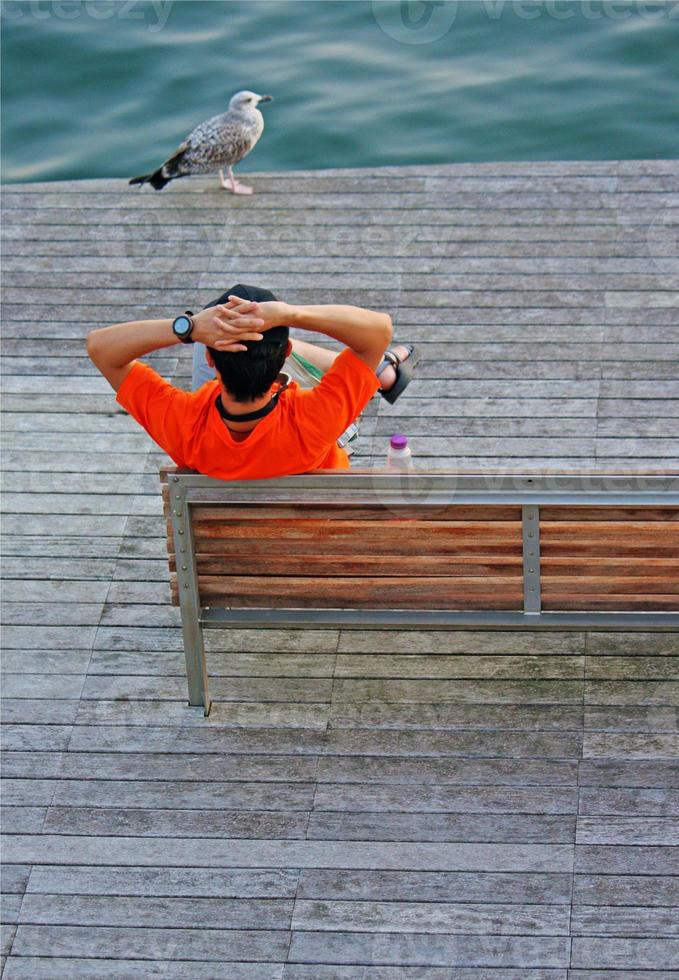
2;0;678;183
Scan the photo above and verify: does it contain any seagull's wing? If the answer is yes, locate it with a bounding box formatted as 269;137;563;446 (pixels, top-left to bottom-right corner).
155;117;223;179
157;137;192;179
151;110;263;180
180;112;261;169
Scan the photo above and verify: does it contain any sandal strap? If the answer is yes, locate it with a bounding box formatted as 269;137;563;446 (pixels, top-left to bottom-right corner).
377;345;415;384
376;349;399;377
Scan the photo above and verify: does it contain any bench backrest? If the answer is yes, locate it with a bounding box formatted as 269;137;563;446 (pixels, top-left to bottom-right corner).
161;469;679;618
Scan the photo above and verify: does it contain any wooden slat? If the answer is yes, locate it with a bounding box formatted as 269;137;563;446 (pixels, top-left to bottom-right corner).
191;536;523;558
540;521;679;558
542;558;679;579
542;594;679;611
190;503;523;522
190;520;524;542
170;555;679;575
185;574;524;609
171;555;525;577
540;507;679;522
541;575;679;595
542;521;679;542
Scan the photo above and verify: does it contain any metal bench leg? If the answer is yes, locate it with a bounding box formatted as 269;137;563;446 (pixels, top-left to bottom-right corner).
181;616;212;717
170;477;212;716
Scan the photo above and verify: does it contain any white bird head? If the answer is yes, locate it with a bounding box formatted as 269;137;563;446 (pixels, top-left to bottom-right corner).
229;90;273;113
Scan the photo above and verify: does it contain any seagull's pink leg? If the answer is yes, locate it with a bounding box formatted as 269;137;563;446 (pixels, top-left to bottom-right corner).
225;165;254;195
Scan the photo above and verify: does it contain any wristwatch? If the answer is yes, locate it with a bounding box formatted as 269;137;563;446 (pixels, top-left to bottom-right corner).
172;310;195;344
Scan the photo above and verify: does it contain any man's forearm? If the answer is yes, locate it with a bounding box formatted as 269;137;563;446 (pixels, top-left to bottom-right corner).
87;319;178;372
286;305;392;361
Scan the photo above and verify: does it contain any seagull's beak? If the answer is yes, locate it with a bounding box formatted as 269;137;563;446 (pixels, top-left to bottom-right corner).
258;95;273;103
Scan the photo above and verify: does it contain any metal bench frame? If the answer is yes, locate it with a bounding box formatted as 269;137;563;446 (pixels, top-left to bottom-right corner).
166;470;679;716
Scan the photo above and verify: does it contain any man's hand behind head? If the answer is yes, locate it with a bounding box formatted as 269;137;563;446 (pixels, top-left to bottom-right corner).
192;300;265;352
229;296;292;335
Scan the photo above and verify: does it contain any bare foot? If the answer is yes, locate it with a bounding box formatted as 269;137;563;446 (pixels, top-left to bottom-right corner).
377;345;411;391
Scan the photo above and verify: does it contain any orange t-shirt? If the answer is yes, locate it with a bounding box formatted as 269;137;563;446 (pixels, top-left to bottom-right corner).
116;347;380;480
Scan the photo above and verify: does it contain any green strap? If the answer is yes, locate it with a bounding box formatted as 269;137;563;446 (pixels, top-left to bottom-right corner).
290;350;325;383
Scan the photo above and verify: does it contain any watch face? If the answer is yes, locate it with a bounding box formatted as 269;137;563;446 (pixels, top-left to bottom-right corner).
174;315;191;336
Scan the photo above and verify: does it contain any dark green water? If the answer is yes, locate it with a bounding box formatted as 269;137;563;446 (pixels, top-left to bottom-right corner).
2;0;678;182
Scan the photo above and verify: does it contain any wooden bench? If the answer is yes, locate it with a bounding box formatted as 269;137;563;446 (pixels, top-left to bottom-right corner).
161;468;679;716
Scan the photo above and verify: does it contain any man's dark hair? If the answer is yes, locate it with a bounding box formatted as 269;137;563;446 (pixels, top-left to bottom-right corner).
204;284;289;403
209;340;288;403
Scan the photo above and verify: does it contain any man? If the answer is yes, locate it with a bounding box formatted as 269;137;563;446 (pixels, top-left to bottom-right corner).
86;284;418;480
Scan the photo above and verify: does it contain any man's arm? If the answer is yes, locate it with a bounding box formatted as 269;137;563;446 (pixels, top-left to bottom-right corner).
287;304;393;372
86;300;267;391
217;297;393;373
87;318;177;392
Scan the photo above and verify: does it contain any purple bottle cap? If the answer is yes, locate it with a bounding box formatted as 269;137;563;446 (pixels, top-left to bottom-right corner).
390;434;408;450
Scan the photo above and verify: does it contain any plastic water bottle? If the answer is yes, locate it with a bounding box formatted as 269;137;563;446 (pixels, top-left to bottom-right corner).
387;433;414;471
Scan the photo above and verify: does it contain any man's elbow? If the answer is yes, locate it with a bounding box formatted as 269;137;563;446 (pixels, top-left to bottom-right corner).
365;313;392;359
86;329;103;367
380;313;393;348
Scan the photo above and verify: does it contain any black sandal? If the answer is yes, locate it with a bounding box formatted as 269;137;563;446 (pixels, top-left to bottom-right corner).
377;344;420;405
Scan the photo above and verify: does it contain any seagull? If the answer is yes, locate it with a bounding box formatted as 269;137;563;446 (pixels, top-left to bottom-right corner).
129;90;273;194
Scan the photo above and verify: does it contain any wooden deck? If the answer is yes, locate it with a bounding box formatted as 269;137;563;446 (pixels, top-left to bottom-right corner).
1;160;678;977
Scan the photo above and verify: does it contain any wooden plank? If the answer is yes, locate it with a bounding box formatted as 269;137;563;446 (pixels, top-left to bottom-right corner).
185;521;679;556
336;631;584;654
0;866;31;895
191;575;524;609
7;270;677;293
586;657;679;679
0;700;79;724
6;253;678;276
330;678;583;704
583;733;679;759
190;520;524;553
576;816;679;845
17;893;294;928
172;554;526;577
570;937;679;970
25;865;300;897
540;508;679;522
9;925;290;963
573;874;679;906
39;800;575;844
286;931;570;967
289;897;570;934
187;503;523;522
6;194;669;216
332;655;582;680
8;307;673;329
3;222;665;248
1;835;576;871
542;576;679;595
7;236;669;259
8;171;651;199
0;289;612;312
541;536;679;559
583;706;677;732
1;959;284;979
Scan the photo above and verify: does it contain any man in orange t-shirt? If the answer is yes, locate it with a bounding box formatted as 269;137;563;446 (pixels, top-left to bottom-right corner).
86;284;418;480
